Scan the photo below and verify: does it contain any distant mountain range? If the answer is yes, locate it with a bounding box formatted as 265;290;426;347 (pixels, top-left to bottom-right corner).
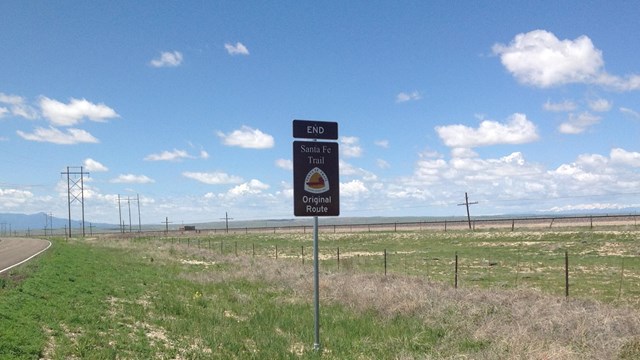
2;208;638;235
0;212;113;233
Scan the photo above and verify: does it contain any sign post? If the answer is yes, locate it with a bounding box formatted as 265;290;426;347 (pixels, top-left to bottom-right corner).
292;119;339;351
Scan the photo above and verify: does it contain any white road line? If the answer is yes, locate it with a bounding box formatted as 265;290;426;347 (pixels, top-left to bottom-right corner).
0;240;52;274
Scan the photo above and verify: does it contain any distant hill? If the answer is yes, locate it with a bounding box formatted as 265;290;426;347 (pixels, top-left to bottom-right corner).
0;212;112;233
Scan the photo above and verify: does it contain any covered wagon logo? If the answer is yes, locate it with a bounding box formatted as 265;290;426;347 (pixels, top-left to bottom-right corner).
304;167;330;194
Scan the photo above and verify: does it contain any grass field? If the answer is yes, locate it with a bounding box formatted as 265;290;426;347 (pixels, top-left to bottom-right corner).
1;229;639;359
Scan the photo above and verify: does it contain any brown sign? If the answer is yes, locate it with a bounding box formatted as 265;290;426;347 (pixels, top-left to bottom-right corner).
293;140;339;216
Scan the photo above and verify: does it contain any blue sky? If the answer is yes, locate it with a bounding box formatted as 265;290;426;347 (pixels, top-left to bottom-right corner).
2;1;640;225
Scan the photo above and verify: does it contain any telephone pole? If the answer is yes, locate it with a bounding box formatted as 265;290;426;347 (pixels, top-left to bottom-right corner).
163;217;172;235
61;166;89;237
118;194;123;233
137;193;142;232
220;212;233;233
458;192;478;230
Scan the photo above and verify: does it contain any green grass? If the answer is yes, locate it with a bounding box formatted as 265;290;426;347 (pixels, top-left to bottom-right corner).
1;229;639;359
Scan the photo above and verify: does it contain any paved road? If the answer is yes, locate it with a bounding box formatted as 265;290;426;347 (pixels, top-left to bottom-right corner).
0;238;51;274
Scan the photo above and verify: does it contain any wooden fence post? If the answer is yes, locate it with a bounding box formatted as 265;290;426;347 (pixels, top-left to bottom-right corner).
384;249;387;276
565;250;569;297
455;252;459;289
618;258;625;300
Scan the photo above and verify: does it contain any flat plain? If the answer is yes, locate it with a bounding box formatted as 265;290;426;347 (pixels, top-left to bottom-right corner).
1;228;639;359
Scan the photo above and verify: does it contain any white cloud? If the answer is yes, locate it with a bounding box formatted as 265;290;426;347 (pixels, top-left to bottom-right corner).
110;174;155;184
341;180;369;197
227;179;269;197
548;203;631;212
182;171;243;185
376;159;390;169
396;91;421;103
39;97;119;126
217;126;274;149
0;188;34;208
610;148;640;167
0;93;38;119
451;147;478;158
543;99;577;112
588;98;612;112
199;150;210;159
435;113;539;148
83;158;108;172
620;107;640;119
150;51;183;67
16;126;99;144
374;139;389;148
340;136;363;157
493;30;640;91
275;159;293;170
339;160;377;181
144;149;194;162
224;42;250;56
558;112;600;134
493;30;603;88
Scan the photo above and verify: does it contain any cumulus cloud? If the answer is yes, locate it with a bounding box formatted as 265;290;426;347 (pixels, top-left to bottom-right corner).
493;30;640;91
83;158;108;172
39;97;119;126
182;171;243;185
558;112;601;134
16;126;99;144
435;113;539;148
144;149;194;162
110;174;155;184
224;42;250;56
275;159;293;170
610;148;640;167
0;188;34;208
341;180;369;197
217;126;274;149
396;91;421;103
150;51;183;67
227;179;269;197
340;136;363;157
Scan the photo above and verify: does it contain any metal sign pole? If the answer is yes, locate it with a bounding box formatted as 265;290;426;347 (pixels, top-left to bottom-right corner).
313;215;320;351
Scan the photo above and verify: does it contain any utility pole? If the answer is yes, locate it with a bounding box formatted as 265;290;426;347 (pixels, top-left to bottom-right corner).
163;217;172;235
127;196;132;232
118;194;123;233
61;166;89;237
457;192;478;230
137;193;142;232
220;212;233;234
